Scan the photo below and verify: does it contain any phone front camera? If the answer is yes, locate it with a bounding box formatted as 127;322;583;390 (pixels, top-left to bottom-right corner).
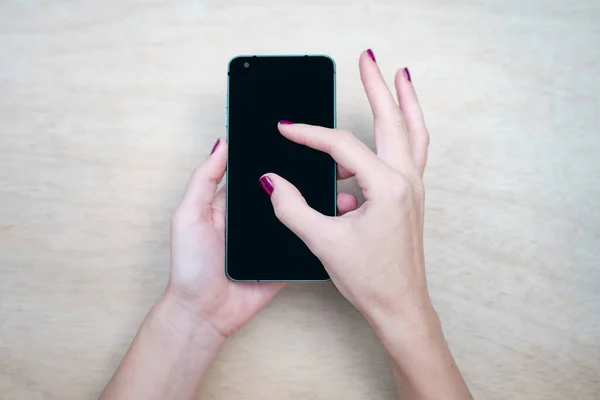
244;62;250;68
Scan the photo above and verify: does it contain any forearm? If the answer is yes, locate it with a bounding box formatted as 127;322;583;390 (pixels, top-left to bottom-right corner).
99;292;225;400
368;298;472;400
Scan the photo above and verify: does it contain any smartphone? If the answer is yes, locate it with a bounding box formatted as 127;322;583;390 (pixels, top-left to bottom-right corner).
226;55;336;281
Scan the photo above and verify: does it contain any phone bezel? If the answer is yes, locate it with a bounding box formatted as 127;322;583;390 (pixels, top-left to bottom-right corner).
225;54;337;282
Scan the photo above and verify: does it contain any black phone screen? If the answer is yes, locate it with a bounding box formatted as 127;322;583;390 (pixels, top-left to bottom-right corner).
226;55;336;281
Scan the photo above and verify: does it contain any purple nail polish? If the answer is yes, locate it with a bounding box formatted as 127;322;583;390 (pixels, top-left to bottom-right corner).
210;138;220;154
403;67;411;82
366;49;376;62
259;176;274;197
279;120;293;125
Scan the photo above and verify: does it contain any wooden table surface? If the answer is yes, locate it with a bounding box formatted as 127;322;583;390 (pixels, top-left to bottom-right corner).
1;1;599;399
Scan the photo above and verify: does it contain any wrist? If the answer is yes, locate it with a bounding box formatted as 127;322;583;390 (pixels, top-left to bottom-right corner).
155;290;226;349
367;297;472;399
364;292;442;352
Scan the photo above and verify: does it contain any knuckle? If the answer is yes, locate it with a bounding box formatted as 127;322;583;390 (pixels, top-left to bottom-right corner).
329;129;353;154
392;109;406;126
189;164;208;184
371;109;386;122
395;117;409;133
412;180;426;200
274;206;288;224
374;109;405;127
191;164;204;177
339;129;360;149
336;129;353;141
423;130;431;147
389;174;412;201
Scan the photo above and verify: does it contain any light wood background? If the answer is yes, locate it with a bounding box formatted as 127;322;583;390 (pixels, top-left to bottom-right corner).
1;1;599;399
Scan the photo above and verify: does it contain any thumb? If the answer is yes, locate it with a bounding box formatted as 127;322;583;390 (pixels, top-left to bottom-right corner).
259;173;333;246
180;138;228;214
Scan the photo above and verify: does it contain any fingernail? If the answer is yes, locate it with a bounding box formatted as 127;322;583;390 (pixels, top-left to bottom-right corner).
210;138;220;154
279;120;293;125
259;176;274;197
366;49;376;62
403;67;411;82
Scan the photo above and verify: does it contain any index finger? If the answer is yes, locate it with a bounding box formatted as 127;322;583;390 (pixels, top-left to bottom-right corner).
278;122;382;189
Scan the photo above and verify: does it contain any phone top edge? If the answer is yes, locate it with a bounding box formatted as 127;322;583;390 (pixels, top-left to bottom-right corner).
228;54;335;72
230;54;334;57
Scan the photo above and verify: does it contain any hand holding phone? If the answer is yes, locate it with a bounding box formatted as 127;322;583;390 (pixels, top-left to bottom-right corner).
167;139;284;338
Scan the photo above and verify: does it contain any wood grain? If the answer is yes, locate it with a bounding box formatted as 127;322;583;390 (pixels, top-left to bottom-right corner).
1;1;599;399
